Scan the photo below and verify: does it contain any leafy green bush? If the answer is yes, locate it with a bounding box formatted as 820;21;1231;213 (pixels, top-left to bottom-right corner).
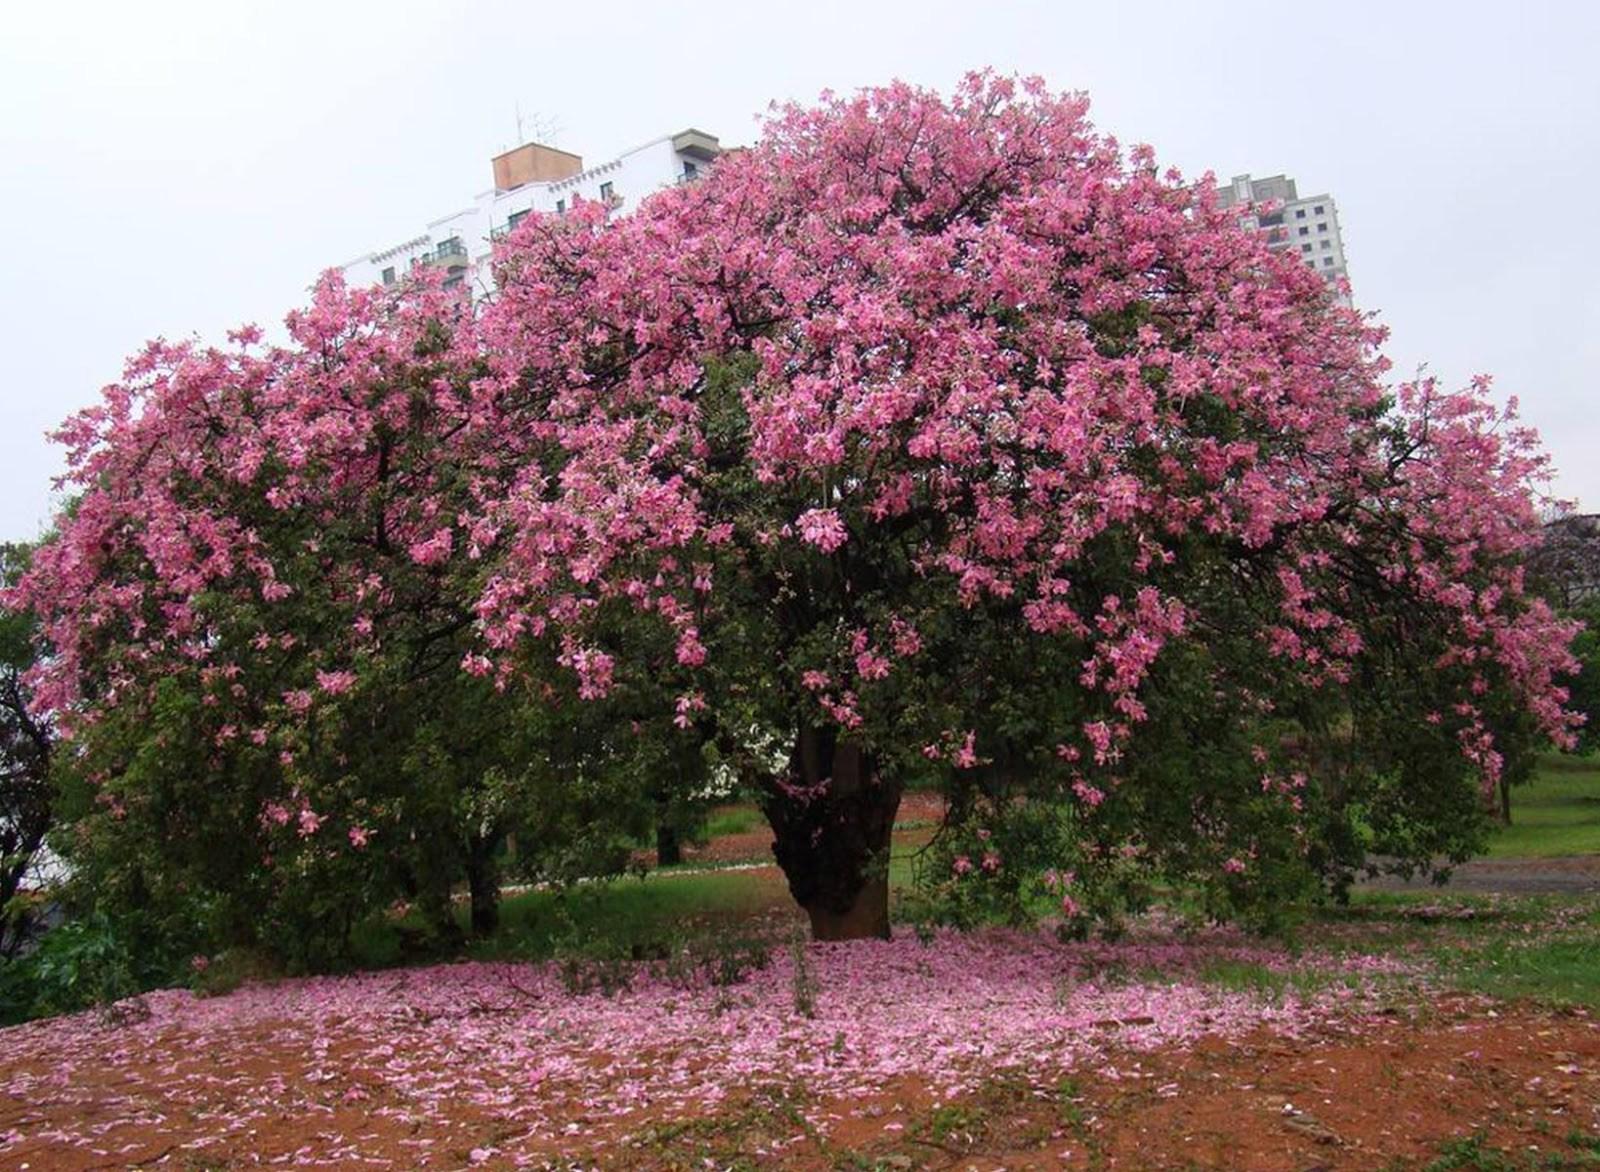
0;912;173;1024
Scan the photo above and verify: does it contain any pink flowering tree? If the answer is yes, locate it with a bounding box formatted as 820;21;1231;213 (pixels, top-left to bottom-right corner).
464;74;1579;937
14;74;1581;950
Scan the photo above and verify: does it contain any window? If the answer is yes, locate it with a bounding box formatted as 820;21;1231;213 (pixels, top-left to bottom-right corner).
599;181;614;202
508;209;528;230
682;160;698;180
1298;226;1309;236
1320;240;1331;250
1295;209;1306;219
381;267;395;285
1313;204;1325;214
556;198;565;214
1317;222;1328;233
1301;243;1312;253
1322;257;1334;267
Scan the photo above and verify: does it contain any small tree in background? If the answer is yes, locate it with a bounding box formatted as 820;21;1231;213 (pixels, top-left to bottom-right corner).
1530;511;1599;757
0;543;52;958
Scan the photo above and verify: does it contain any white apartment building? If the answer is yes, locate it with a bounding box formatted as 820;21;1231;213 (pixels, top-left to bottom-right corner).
339;129;723;296
1216;173;1351;299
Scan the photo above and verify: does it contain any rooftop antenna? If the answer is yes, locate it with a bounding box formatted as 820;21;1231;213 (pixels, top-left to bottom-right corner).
511;104;563;148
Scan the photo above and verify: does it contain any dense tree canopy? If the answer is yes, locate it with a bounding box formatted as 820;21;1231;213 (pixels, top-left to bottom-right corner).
10;74;1581;947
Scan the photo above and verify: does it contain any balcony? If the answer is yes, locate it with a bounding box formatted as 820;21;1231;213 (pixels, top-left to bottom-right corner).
671;129;721;161
490;212;531;241
419;239;468;266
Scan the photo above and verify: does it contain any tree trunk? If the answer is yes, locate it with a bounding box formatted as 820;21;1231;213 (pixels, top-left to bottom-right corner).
419;885;464;952
763;727;902;941
655;735;704;867
465;839;500;937
1499;775;1513;825
655;818;682;867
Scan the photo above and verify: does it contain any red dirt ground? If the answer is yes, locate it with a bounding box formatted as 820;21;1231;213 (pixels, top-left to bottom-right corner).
9;794;1599;1172
2;997;1596;1169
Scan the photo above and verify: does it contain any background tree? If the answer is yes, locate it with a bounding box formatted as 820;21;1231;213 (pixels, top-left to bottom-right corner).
0;542;52;958
1527;510;1598;758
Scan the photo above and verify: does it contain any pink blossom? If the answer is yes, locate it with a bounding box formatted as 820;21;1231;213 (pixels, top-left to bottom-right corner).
315;669;356;696
408;526;454;566
675;626;707;666
1072;779;1105;808
796;508;848;553
854;650;890;680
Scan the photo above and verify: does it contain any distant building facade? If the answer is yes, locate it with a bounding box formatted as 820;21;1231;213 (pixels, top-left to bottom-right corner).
339;129;723;296
1216;173;1350;299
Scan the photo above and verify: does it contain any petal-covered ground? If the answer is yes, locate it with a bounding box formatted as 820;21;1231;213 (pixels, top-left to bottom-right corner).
0;926;1422;1169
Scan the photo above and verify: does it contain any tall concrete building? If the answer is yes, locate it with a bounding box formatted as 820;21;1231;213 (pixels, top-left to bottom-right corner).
339;128;723;296
1216;173;1350;298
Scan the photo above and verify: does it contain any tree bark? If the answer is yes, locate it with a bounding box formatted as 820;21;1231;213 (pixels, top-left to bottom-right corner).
655;735;704;867
465;838;500;937
655;818;682;867
763;727;902;941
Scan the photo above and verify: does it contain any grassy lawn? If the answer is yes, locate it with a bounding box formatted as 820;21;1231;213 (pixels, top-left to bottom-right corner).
698;804;762;838
1488;754;1600;857
1323;889;1600;1010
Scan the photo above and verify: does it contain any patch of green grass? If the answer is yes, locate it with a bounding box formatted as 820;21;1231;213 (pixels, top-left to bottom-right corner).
701;804;764;838
475;867;796;963
1434;930;1600;1009
1319;890;1600;1010
1421;1133;1520;1171
1189;957;1350;1001
1489;755;1600;858
922;1102;982;1143
1408;1128;1600;1170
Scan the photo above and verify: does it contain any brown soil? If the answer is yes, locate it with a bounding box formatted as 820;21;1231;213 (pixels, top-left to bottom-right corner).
13;803;1598;1171
3;998;1596;1169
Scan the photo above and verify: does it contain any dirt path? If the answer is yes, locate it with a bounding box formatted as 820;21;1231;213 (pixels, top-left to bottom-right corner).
680;794;1600;899
1360;854;1600;896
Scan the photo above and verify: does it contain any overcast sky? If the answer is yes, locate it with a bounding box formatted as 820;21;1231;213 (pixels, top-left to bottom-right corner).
2;0;1596;541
